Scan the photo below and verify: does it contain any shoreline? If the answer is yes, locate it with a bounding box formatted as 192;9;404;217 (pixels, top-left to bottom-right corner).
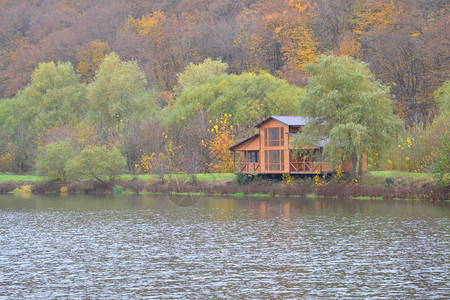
1;175;448;201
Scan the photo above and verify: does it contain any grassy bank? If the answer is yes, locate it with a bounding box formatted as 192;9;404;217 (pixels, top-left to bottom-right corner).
0;171;448;200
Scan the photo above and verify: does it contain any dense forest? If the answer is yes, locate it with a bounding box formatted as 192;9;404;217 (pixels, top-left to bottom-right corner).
0;0;448;183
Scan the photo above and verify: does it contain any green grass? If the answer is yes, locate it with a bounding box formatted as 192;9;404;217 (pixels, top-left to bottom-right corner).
120;173;235;182
369;171;432;179
354;196;384;200
306;193;319;198
249;193;271;197
229;192;245;197
0;174;47;182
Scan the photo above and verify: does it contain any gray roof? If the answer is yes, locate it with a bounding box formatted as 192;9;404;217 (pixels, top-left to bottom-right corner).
255;116;310;127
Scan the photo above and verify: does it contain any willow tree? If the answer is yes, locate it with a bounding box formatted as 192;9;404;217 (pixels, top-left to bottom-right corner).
295;55;402;176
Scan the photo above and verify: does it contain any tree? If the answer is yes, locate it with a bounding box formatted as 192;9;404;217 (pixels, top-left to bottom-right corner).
76;40;111;83
0;61;85;172
86;52;158;130
167;70;302;140
294;55;402;176
207;115;235;173
0;61;86;138
175;58;228;95
428;80;450;188
65;145;127;185
35;139;77;183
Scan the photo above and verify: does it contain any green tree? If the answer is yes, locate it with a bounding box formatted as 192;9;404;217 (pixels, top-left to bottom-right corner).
174;58;228;95
0;61;86;172
86;52;158;129
0;61;86;137
167;71;302;139
35;139;77;183
294;55;402;176
428;81;450;187
65;145;126;185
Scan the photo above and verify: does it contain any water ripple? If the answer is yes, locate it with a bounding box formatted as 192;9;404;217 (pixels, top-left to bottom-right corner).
0;195;449;298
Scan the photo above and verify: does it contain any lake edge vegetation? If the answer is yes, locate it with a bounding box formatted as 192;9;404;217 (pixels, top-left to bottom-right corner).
0;171;448;201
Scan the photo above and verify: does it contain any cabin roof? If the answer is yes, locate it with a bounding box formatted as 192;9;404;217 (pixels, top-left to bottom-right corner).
255;116;310;128
228;134;259;151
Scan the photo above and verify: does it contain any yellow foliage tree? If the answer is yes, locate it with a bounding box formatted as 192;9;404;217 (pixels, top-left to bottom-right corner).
76;40;110;83
208;115;235;173
136;136;182;181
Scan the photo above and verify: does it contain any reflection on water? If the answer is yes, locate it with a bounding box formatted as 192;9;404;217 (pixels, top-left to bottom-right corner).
0;194;449;298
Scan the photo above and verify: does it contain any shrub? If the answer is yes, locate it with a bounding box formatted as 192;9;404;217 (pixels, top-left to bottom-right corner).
35;139;77;183
431;136;450;188
384;178;394;187
235;172;255;185
65;145;127;185
113;185;123;194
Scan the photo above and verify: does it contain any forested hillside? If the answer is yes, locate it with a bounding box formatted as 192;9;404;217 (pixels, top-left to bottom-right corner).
0;0;448;182
1;0;448;124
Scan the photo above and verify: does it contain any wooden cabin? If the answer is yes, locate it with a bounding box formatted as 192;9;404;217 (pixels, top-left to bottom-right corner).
228;116;368;175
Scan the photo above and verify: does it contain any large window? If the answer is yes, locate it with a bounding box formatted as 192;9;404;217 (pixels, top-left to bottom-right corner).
248;151;259;163
265;150;284;171
264;127;284;146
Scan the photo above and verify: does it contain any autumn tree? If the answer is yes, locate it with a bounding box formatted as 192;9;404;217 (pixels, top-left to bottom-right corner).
294;55;403;176
122;10;182;90
233;0;318;84
207;115;235;173
76;40;111;83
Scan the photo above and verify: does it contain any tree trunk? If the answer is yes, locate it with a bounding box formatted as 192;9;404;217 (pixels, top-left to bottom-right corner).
358;154;363;178
351;152;357;177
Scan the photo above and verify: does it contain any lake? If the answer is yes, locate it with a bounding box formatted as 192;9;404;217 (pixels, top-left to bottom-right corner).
0;194;449;298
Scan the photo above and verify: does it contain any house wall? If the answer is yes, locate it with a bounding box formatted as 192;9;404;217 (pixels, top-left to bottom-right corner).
229;117;370;174
231;136;259;152
259;119;290;174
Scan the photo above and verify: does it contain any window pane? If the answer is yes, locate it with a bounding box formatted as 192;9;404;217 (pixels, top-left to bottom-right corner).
268;127;280;146
264;128;267;146
269;150;280;170
265;150;268;170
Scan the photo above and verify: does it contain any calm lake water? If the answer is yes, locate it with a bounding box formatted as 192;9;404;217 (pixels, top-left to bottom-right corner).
0;194;449;299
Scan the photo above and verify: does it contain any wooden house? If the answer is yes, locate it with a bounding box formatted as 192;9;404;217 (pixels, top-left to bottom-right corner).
228;116;368;175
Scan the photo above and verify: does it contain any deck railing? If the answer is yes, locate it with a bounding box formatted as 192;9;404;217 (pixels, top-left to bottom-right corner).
238;162;260;173
290;161;320;173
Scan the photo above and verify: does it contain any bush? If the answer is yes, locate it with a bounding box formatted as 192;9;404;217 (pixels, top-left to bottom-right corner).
384;178;394;187
235;172;255;185
35;139;77;183
113;185;123;194
65;145;127;185
431;136;450;188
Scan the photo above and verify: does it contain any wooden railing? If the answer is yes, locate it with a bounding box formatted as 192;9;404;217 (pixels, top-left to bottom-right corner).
290;161;320;173
238;162;260;173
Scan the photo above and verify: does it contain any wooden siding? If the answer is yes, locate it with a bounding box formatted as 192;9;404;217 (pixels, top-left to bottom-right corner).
259;119;289;174
228;116;369;175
